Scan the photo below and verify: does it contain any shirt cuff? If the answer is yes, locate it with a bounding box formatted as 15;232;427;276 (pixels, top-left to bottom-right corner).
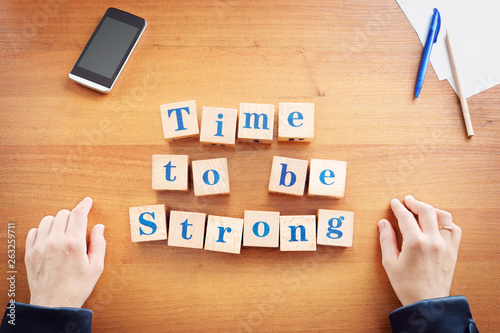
1;302;92;333
388;295;478;333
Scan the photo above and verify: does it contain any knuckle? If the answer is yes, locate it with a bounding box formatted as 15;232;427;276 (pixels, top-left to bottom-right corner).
406;236;424;251
64;238;83;252
94;262;105;274
381;257;392;269
429;241;443;254
399;210;414;220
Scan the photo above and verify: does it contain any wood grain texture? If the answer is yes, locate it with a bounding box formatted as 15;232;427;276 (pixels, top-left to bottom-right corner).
0;0;499;331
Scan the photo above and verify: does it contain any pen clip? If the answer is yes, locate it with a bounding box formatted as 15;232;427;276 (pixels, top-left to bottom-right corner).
433;8;441;43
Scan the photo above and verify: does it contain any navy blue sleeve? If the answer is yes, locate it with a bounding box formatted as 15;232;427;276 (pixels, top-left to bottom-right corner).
389;296;479;333
0;302;92;333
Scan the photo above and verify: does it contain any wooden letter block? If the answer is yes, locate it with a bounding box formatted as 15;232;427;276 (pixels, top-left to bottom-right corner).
192;158;230;196
317;209;354;247
200;106;238;147
168;211;207;249
308;159;347;198
243;210;280;247
278;102;314;142
204;215;244;254
237;103;275;144
280;215;316;251
152;155;189;191
160;100;200;142
129;204;167;242
268;156;308;196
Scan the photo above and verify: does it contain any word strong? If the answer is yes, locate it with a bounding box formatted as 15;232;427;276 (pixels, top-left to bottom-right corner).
129;207;355;253
192;158;230;196
160;100;200;141
237;103;275;144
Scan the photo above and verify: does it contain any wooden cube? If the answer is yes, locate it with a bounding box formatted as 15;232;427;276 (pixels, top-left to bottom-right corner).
308;159;347;198
204;215;244;254
268;156;309;196
192;158;230;196
243;210;280;247
317;209;354;247
129;204;167;242
200;107;238;147
152;155;189;191
168;211;207;249
278;103;314;142
160;100;199;142
280;215;316;251
237;103;275;144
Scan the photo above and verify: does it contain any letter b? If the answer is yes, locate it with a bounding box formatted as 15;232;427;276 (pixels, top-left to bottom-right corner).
279;163;296;187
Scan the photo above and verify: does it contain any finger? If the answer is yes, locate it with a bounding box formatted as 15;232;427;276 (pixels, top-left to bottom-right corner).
404;195;439;235
50;209;71;236
450;222;462;252
35;215;54;243
378;219;399;268
66;197;93;240
25;228;38;253
88;224;106;274
390;198;420;237
436;209;453;243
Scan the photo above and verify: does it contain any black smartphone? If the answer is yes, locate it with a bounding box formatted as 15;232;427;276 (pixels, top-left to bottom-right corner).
69;8;146;93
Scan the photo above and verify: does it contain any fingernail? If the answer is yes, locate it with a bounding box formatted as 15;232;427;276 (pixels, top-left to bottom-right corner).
378;220;386;232
98;224;105;233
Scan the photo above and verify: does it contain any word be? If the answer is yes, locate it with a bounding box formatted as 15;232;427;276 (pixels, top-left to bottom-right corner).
160;101;314;145
152;155;346;197
129;205;355;254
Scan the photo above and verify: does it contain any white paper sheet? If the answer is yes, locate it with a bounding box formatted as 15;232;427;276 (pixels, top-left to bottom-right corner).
396;0;500;98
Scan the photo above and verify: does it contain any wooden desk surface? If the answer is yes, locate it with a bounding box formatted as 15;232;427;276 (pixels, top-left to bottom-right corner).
1;0;499;331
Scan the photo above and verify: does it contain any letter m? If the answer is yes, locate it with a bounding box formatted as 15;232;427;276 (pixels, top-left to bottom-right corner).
243;113;269;130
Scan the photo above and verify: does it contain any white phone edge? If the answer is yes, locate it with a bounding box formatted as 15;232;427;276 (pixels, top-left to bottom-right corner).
69;20;147;93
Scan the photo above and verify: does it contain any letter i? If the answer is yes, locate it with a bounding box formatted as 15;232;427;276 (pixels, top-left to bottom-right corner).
215;113;224;137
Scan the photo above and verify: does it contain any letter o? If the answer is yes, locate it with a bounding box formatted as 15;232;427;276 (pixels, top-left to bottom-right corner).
203;169;220;185
252;221;270;238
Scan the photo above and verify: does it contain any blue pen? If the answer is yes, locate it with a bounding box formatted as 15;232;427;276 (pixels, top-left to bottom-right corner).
414;8;441;98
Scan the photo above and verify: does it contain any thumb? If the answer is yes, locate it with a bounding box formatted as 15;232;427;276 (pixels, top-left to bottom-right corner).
88;224;106;274
378;220;399;267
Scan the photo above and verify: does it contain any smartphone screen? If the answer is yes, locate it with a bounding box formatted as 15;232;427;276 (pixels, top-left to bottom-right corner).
69;8;146;93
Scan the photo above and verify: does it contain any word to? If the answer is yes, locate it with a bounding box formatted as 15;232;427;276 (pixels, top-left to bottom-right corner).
161;101;315;145
129;206;354;254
